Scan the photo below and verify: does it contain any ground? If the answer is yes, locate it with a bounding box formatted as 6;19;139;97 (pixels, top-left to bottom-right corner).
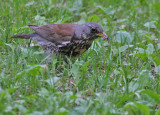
0;0;160;114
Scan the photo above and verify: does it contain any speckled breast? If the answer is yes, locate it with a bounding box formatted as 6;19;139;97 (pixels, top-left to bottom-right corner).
58;39;94;57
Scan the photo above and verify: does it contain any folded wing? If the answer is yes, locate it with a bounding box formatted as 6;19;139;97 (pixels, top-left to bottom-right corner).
28;23;77;45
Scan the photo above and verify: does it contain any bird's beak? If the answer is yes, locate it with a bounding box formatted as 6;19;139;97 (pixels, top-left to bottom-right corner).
97;32;110;40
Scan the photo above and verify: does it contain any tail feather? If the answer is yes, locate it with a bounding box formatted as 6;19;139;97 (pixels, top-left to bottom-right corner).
12;33;53;47
11;34;34;39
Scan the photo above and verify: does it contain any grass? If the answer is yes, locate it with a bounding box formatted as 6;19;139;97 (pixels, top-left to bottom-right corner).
0;0;160;114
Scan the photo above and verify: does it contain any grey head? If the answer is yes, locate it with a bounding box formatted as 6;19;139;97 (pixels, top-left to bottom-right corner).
72;22;106;41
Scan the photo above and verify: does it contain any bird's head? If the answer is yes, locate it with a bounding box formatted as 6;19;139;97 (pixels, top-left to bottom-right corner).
73;22;109;41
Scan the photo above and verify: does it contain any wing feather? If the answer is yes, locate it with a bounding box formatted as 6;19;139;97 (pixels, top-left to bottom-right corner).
28;24;77;45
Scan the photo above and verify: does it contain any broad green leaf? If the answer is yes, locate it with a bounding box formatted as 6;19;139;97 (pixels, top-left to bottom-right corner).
4;43;15;51
141;90;160;103
55;111;68;115
152;2;160;14
134;53;148;61
97;5;105;14
71;63;80;79
88;15;99;22
16;65;46;79
156;108;160;115
25;1;35;7
119;45;128;53
123;102;149;115
5;106;13;112
16;105;27;113
70;106;86;115
80;60;91;71
146;43;154;55
7;88;17;94
144;21;157;29
23;65;46;75
115;19;127;23
135;47;145;53
134;102;150;115
97;6;115;15
155;19;160;30
129;81;139;92
104;8;116;15
0;40;4;46
123;102;136;114
118;45;133;53
150;54;160;65
45;77;60;87
35;15;46;25
138;70;150;88
154;65;160;75
68;0;82;13
38;88;49;97
115;31;133;44
30;111;43;115
158;43;160;50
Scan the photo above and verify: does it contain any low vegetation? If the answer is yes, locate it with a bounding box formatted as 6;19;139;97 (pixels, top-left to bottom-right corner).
0;0;160;114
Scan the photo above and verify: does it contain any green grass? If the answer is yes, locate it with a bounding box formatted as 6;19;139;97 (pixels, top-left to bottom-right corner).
0;0;160;114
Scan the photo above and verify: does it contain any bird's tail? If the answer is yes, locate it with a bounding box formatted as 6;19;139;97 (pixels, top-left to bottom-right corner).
11;34;34;39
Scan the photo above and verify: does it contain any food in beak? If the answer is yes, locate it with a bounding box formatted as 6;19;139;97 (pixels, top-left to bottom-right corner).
97;32;110;47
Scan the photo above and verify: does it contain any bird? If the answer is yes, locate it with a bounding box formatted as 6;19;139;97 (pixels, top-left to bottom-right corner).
12;22;110;58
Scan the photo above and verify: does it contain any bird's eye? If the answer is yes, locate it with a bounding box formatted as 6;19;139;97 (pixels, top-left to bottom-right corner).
91;28;97;33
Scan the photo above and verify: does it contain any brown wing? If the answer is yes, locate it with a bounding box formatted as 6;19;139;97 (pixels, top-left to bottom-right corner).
28;23;77;45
